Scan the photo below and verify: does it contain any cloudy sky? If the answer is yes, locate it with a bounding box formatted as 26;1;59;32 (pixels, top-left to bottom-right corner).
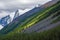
0;0;52;19
0;0;52;12
0;0;52;29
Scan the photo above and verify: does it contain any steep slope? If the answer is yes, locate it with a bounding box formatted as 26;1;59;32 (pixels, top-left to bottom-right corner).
21;1;60;32
0;8;33;30
22;10;60;33
0;1;59;34
13;10;19;19
0;15;11;26
0;4;44;34
0;1;60;40
13;8;33;20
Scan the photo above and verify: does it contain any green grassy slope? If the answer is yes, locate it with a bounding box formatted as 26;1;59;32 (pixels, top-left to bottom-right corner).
0;1;60;34
0;25;60;40
0;1;60;40
8;1;60;34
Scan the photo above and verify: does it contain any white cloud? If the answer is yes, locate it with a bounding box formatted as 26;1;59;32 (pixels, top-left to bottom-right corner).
0;0;52;22
0;0;52;20
0;0;52;19
0;0;52;30
0;0;52;11
0;11;10;19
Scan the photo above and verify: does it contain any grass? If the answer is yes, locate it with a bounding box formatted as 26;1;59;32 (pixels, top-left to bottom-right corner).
0;25;60;40
0;1;60;40
8;1;60;34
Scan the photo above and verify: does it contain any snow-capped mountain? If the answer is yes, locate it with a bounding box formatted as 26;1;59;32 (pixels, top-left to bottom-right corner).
0;7;34;30
0;15;11;26
0;1;50;30
13;10;19;19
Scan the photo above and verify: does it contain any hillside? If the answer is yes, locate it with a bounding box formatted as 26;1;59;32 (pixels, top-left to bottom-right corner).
0;0;59;34
0;1;60;40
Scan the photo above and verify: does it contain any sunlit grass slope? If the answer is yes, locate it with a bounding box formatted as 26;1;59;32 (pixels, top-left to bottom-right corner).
0;25;60;40
0;1;60;34
8;1;60;34
0;1;60;40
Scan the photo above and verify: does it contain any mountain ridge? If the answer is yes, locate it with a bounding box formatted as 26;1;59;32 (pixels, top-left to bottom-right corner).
0;0;59;34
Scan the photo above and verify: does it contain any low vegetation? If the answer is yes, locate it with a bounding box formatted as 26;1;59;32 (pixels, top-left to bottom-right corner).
0;1;60;40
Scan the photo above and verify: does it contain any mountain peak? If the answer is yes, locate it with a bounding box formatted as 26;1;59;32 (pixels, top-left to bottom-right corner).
0;15;11;26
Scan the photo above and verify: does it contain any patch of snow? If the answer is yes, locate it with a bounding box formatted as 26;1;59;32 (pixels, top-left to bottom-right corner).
0;25;3;30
